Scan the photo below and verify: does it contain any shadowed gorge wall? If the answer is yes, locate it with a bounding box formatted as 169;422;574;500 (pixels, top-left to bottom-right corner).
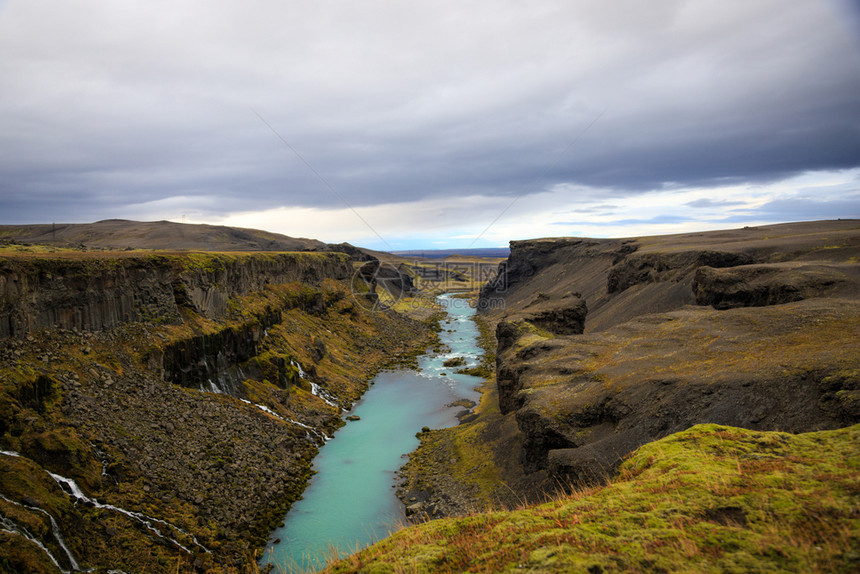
0;252;351;338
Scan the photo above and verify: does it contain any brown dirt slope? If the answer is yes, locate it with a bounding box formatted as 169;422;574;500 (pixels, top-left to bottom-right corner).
481;219;860;333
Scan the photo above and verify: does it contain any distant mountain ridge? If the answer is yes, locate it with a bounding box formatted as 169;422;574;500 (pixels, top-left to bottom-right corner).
0;219;371;259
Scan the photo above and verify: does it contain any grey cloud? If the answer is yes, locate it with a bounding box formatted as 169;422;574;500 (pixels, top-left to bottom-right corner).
1;0;859;226
686;199;746;209
684;194;860;226
752;195;860;221
553;214;694;227
563;204;621;214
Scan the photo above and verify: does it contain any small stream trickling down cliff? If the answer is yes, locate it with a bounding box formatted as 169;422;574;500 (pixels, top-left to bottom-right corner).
47;471;211;557
0;448;210;568
293;360;340;409
0;492;82;573
260;294;483;572
0;449;210;572
0;450;82;573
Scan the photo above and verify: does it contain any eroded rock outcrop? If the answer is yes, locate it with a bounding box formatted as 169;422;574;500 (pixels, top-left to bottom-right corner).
356;260;418;303
160;318;275;394
606;250;754;294
693;262;860;309
499;300;860;482
502;292;588;337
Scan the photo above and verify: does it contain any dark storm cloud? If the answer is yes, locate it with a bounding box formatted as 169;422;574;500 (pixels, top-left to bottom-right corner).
1;0;859;225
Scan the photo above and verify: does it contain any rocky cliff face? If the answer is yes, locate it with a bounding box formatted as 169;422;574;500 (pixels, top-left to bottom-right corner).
479;220;860;486
692;262;860;309
0;250;432;573
0;252;351;338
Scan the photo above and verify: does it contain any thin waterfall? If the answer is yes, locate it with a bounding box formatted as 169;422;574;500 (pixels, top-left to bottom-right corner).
47;471;209;555
0;493;82;572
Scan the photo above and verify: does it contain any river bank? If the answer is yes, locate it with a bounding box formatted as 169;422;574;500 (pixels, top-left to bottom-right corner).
393;309;554;521
260;293;485;572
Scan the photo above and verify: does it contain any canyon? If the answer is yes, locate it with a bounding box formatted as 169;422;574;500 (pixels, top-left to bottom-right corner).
481;220;860;485
3;219;860;573
0;245;433;573
325;219;860;572
398;220;860;514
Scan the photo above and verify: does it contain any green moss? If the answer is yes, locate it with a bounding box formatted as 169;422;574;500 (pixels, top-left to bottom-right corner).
15;375;56;414
467;313;497;379
329;424;860;573
0;533;62;574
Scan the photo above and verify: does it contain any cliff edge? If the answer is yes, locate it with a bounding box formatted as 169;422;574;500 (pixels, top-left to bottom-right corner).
477;220;860;486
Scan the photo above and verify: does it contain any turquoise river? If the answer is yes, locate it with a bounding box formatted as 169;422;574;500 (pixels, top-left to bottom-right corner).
261;293;484;572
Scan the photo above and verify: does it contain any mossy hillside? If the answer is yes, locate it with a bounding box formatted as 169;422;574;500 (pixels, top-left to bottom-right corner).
389;293;446;323
2;328;294;571
0;533;62;574
332;423;860;573
0;220;331;253
1;450;213;574
0;240;88;255
1;276;419;433
0;246;337;263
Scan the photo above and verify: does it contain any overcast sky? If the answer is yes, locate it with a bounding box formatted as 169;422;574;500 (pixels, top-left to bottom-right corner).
1;0;859;249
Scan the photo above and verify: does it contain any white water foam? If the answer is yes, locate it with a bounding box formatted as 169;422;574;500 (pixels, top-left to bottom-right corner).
238;399;330;443
292;360;340;409
0;493;83;572
46;472;209;555
1;514;70;574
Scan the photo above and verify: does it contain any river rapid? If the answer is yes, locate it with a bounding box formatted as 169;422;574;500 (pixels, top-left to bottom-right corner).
261;293;484;572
